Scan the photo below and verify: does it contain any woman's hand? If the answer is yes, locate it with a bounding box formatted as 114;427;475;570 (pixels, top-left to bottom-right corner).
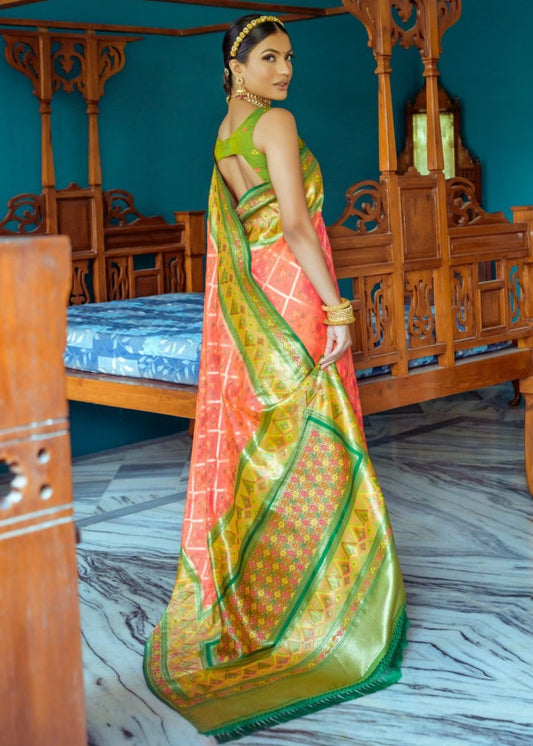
320;324;352;369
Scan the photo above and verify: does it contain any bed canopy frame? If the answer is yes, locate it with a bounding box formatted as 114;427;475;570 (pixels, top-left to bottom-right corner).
328;0;533;428
0;2;346;305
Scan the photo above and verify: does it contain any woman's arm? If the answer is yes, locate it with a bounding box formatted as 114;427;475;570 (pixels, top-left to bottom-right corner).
254;108;352;368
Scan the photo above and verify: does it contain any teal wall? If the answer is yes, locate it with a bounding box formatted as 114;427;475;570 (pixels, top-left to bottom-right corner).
0;0;422;222
440;0;533;214
4;1;529;455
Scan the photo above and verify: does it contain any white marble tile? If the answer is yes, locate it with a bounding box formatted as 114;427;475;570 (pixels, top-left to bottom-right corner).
73;384;533;746
73;433;192;520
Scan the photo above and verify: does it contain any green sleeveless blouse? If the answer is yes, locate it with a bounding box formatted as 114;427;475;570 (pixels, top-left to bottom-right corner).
214;107;270;182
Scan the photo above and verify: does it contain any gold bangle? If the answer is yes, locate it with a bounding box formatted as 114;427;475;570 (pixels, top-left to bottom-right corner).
323;305;355;326
321;297;351;313
324;314;355;325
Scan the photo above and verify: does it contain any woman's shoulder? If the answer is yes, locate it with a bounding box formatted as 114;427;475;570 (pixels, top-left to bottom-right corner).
254;107;299;147
259;107;296;128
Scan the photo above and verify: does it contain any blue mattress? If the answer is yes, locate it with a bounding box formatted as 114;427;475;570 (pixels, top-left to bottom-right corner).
65;293;204;386
65;293;512;387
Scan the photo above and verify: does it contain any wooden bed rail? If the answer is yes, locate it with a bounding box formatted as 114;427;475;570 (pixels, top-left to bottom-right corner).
0;236;86;746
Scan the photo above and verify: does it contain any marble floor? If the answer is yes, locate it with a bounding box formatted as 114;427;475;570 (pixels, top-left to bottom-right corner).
73;383;533;746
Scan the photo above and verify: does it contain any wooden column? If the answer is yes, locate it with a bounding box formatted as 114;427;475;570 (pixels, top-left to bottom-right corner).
36;31;56;195
2;30;58;232
343;0;398;175
421;3;443;175
0;236;86;746
512;205;533;495
85;31;103;189
374;0;397;175
175;210;206;292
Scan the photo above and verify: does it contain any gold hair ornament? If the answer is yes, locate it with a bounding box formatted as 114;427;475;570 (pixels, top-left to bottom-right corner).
229;16;285;58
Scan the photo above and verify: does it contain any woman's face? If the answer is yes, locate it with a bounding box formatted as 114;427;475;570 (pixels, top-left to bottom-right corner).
233;31;293;101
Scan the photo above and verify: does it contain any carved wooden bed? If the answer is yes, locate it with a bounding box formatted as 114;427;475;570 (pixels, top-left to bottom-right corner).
326;0;533;493
0;24;206;421
2;2;533;495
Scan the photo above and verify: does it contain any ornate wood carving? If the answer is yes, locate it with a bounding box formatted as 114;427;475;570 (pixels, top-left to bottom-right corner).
451;267;474;339
343;1;461;54
0;192;45;234
329;180;388;235
329;0;533;420
446;178;503;227
404;271;436;347
103;189;143;227
3;32;39;91
508;263;523;327
365;275;395;354
70;260;92;305
3;29;132;98
166;253;187;293
437;0;462;38
2;29;137;191
107;258;130;301
341;0;378;48
102;190;196;300
390;0;461;53
391;0;425;51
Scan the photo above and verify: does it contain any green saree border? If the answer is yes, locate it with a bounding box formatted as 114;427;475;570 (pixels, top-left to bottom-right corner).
212;165;315;397
203;605;409;743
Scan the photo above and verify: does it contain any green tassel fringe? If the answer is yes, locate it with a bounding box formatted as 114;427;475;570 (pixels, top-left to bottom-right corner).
203;607;409;744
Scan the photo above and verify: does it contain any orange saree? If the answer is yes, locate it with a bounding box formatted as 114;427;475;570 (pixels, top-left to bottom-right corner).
144;133;408;742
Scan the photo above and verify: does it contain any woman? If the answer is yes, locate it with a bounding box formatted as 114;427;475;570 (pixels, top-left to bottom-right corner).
144;15;408;743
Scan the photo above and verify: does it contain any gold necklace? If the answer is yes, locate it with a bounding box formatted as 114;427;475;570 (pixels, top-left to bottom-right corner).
231;91;271;108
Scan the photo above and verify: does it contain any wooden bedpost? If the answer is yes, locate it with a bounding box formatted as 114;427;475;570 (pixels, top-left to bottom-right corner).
512;205;533;496
175;209;206;292
0;236;86;745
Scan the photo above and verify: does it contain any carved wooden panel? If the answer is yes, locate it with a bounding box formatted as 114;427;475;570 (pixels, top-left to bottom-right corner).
364;275;393;353
106;256;130;300
451;266;475;340
328;180;388;236
345;275;395;366
2;29;132;99
404;270;436;349
57;191;97;252
508;262;524;327
479;284;504;332
400;182;439;261
165;252;186;293
71;259;92;305
0;193;45;235
447;178;501;228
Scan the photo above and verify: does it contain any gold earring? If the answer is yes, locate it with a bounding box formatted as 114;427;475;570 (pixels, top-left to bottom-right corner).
235;75;246;95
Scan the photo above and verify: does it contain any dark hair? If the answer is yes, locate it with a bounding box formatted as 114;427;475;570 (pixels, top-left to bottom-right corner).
222;14;289;96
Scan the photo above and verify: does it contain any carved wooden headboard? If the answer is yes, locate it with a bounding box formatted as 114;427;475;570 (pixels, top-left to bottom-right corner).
0;27;205;304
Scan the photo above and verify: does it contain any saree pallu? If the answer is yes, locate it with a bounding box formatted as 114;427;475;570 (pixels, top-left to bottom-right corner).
144;145;408;743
